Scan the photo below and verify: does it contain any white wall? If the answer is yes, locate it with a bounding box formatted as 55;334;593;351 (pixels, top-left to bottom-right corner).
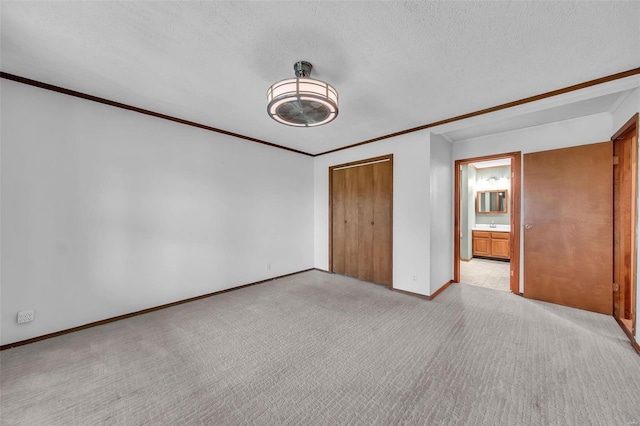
460;165;471;260
429;134;453;293
452;112;613;294
611;87;640;345
313;132;431;295
3;76;635;347
314;113;613;298
0;80;314;345
612;88;640;133
452;112;613;160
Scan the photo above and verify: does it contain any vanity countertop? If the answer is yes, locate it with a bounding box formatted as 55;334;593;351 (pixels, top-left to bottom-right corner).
472;224;510;232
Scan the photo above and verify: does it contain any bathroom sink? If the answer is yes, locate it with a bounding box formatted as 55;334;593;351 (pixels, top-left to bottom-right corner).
472;224;510;232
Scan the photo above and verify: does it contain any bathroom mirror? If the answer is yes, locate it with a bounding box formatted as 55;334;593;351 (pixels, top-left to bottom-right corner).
476;190;508;214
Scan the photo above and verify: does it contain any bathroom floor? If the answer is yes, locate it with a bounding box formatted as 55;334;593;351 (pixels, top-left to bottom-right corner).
460;258;511;292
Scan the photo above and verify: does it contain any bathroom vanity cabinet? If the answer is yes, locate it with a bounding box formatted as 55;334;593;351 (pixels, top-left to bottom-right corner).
472;230;510;259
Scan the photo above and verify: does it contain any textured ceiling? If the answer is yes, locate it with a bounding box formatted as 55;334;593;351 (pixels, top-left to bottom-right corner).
1;1;639;155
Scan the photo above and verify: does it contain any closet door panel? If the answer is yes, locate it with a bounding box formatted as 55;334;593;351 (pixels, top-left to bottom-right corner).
357;164;374;282
372;161;393;286
331;169;347;275
330;155;393;287
344;167;360;278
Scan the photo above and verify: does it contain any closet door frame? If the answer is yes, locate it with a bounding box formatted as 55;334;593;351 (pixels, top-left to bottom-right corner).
329;154;394;287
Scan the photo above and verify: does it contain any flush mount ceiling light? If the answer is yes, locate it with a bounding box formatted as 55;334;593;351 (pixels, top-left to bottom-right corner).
267;61;338;127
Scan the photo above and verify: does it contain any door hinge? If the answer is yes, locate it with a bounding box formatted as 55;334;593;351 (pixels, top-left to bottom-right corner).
613;156;619;165
613;282;620;292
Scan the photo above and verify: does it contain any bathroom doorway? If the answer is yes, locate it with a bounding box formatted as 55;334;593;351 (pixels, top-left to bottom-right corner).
454;152;521;294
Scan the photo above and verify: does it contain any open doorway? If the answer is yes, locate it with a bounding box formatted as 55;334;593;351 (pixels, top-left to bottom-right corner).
454;152;521;294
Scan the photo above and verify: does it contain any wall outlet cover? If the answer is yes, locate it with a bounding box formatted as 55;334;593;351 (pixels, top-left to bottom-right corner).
17;310;35;324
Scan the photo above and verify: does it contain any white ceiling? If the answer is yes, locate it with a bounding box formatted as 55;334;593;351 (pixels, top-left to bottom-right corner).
1;1;639;155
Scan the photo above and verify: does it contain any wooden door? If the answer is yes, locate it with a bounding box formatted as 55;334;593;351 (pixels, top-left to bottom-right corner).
332;168;347;275
523;143;613;314
331;156;393;286
357;163;375;282
613;116;638;334
344;166;360;278
371;161;393;284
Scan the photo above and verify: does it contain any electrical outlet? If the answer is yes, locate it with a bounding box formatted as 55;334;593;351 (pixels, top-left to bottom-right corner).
17;310;35;324
266;263;271;271
412;275;417;282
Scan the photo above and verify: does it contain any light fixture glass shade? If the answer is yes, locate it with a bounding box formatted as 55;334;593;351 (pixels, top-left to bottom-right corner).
267;75;338;127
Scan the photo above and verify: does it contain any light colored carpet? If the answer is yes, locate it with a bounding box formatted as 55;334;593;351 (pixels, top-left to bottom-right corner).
1;270;640;425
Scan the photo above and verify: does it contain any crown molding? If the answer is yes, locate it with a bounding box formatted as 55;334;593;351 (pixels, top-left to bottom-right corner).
3;67;639;158
314;67;640;156
0;72;314;157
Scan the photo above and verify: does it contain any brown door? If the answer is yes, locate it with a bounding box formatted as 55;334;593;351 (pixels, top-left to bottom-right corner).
523;143;613;314
331;156;393;286
613;117;638;334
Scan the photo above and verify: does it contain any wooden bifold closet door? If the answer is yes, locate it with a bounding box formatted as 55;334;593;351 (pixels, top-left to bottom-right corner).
331;156;393;286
